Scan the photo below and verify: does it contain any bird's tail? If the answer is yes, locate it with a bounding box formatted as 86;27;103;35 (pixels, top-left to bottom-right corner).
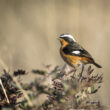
93;61;102;68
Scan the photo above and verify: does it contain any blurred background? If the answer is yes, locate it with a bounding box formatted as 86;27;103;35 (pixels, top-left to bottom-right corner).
0;0;110;109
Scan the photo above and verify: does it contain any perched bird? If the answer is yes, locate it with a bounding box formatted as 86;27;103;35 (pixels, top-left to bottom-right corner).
58;34;102;77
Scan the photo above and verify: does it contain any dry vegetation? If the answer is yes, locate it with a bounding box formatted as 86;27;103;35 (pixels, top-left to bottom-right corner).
0;64;104;110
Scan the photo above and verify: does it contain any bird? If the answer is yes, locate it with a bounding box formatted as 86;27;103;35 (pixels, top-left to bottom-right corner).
58;34;102;77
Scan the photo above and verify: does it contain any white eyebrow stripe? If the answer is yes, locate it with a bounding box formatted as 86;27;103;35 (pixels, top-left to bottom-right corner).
60;34;76;42
72;50;80;54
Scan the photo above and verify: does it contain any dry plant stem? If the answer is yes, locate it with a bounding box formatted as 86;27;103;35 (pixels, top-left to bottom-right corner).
0;59;33;107
0;78;10;104
12;77;33;106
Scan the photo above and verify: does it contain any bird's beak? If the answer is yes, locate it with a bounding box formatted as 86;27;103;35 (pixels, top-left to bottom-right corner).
58;37;61;40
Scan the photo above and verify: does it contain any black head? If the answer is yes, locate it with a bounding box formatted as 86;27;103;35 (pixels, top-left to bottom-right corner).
59;34;76;44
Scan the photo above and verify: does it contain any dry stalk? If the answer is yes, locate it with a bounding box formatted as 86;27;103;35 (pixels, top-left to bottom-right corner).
0;78;10;104
0;58;33;107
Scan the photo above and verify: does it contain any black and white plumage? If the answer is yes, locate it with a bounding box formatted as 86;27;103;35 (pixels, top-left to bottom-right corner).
63;42;91;57
59;34;102;69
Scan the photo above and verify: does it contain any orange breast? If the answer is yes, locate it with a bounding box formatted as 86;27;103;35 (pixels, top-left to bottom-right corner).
60;39;69;48
60;50;82;67
60;50;92;68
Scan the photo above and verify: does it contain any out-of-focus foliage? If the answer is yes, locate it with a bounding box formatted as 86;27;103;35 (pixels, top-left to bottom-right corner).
0;64;104;110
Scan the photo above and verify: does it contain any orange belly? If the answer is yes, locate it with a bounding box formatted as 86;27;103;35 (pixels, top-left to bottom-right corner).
60;50;91;68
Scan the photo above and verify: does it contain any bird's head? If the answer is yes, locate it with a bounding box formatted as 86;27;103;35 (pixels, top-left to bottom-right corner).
58;34;76;47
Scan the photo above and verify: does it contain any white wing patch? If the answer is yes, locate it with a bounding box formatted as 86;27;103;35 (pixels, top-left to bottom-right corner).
72;50;80;55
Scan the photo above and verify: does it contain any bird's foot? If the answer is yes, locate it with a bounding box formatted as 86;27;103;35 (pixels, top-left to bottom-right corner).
78;72;83;82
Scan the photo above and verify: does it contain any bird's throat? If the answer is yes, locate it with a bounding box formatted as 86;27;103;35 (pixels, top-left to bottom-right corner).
60;39;69;48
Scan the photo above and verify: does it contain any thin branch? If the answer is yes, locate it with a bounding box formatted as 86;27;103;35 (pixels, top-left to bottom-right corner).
0;58;33;107
0;78;10;104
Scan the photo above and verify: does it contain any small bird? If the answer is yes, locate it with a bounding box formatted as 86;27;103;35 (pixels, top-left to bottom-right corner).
58;34;102;77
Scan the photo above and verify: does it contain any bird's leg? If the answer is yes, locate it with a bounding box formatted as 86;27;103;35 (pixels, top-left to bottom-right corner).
79;64;85;80
86;69;89;82
72;68;76;76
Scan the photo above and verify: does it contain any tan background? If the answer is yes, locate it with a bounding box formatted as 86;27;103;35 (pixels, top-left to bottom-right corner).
0;0;110;109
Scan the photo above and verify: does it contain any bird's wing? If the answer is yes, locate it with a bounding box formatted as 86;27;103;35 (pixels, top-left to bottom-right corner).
63;42;93;59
